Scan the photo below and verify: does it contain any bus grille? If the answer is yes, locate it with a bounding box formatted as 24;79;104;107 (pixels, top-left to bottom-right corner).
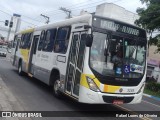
102;96;134;103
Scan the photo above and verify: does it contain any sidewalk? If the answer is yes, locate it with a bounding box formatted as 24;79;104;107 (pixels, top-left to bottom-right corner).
0;75;32;120
143;93;160;101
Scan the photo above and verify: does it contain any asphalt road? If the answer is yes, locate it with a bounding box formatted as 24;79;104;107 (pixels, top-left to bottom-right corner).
0;55;159;120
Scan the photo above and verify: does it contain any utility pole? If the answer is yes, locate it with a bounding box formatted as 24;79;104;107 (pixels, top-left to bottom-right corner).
40;14;50;24
6;17;13;41
59;7;72;19
6;14;21;41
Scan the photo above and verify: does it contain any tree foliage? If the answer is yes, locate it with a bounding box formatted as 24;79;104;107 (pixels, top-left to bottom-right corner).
135;0;160;52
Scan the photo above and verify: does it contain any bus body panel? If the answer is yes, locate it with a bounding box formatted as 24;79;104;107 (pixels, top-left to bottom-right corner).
11;13;147;104
78;85;143;104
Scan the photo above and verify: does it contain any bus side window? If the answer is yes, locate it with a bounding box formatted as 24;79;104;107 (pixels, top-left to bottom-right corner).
19;34;25;48
38;30;46;51
54;26;71;53
23;33;32;49
43;28;57;52
27;33;33;49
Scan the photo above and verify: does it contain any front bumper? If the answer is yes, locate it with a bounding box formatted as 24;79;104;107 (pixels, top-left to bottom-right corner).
79;86;143;104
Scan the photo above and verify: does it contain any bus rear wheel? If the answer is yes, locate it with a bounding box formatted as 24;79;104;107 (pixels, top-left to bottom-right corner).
53;79;62;98
18;62;24;76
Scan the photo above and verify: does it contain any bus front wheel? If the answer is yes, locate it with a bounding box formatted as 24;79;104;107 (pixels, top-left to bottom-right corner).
53;79;62;98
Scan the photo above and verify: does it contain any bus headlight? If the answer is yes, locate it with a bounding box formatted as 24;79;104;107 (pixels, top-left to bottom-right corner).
86;77;100;92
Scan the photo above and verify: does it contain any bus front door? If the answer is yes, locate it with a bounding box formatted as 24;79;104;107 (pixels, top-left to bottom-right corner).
28;35;39;74
66;32;86;97
13;37;20;66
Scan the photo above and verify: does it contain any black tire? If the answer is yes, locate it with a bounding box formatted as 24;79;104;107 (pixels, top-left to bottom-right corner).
18;61;24;76
53;79;62;98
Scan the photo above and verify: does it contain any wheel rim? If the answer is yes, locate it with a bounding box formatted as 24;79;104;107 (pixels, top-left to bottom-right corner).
18;65;21;73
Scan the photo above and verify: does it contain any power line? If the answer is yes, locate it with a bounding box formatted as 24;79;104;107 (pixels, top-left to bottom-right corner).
21;19;37;26
0;9;12;16
31;0;123;22
43;0;122;17
45;0;123;18
40;0;108;16
41;0;96;15
0;0;124;27
70;0;122;11
22;15;43;23
0;9;39;26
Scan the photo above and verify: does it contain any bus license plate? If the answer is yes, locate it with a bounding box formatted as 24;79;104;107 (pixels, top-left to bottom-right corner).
113;100;124;104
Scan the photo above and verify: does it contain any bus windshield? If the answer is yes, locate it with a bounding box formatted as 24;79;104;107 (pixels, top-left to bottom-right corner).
90;32;146;78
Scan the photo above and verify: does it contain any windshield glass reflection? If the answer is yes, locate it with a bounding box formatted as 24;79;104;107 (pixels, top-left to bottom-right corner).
90;32;146;78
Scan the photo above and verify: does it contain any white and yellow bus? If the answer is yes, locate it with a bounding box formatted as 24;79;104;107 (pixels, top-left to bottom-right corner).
11;13;147;104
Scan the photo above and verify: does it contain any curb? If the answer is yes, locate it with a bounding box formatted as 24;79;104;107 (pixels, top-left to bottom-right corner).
143;93;160;101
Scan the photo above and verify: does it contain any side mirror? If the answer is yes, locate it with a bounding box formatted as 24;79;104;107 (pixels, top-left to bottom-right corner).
86;34;93;47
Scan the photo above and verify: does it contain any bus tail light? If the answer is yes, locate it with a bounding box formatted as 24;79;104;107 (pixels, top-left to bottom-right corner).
86;77;100;92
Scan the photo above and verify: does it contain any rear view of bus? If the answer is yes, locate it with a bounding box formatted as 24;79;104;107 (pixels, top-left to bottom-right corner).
78;15;147;104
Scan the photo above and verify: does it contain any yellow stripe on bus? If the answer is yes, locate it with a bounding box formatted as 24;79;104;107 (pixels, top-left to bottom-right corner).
20;49;30;70
20;49;29;62
80;74;89;89
20;28;34;34
92;77;100;88
80;74;121;93
80;74;100;89
104;84;120;93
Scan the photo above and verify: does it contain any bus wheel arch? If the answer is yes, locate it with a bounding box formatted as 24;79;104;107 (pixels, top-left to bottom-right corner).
49;68;62;98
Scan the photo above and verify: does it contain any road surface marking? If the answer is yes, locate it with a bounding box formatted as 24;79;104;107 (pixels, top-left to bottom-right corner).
115;105;152;120
142;100;160;108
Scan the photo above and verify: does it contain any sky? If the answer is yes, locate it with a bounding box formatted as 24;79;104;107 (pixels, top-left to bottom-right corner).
0;0;146;31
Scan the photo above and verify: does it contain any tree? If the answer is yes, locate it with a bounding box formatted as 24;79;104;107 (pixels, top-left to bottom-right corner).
135;0;160;52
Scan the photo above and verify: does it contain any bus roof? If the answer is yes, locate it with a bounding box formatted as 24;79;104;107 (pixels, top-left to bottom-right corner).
35;14;92;31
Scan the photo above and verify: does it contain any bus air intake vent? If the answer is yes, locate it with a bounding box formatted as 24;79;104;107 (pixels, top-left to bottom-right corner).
102;96;134;103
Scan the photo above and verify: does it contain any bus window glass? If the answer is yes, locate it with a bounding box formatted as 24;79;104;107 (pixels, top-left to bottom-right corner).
77;34;86;70
90;32;146;78
20;34;25;48
27;33;32;49
43;30;50;51
54;26;71;53
43;29;57;52
38;30;46;51
19;33;32;49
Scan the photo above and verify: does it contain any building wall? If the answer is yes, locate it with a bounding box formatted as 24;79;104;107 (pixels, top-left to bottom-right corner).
153;67;160;83
148;45;160;60
0;15;21;41
0;27;14;41
147;45;160;83
95;3;139;25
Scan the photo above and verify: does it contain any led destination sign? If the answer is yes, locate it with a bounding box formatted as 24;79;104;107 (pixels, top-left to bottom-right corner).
93;17;146;38
100;20;139;36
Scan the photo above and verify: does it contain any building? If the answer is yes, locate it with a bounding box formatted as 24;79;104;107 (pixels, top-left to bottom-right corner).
147;45;160;83
0;14;21;41
95;3;139;25
0;26;15;41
